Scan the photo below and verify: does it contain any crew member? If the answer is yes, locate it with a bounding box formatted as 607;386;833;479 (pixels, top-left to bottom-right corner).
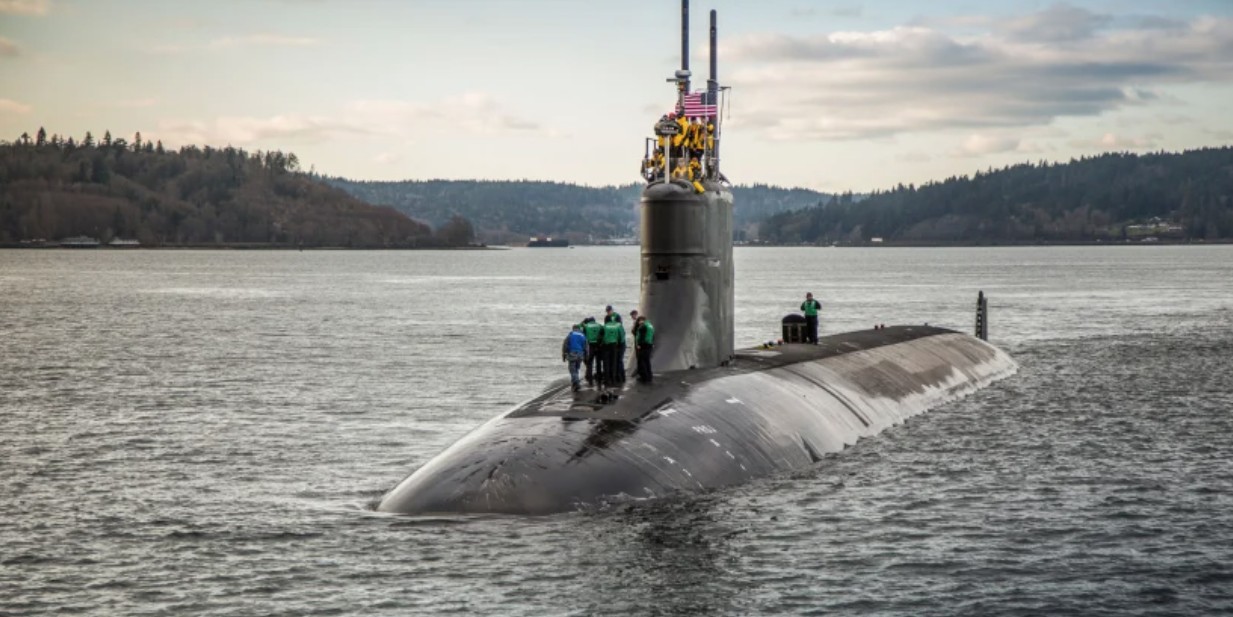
614;313;628;384
601;316;624;387
562;324;589;391
801;292;822;344
689;117;705;161
672;113;690;158
688;159;705;193
582;316;603;386
672;160;690;180
628;310;640;378
634;315;655;383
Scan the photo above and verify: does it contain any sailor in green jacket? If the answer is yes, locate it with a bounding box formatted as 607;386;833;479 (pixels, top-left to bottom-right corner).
601;317;624;387
581;316;603;386
801;292;822;344
633;315;655;383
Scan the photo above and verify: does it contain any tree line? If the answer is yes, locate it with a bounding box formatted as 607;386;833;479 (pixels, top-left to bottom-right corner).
327;178;832;244
758;148;1233;245
1;128;476;248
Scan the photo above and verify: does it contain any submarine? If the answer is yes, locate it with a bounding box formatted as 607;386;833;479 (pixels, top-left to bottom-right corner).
376;1;1017;515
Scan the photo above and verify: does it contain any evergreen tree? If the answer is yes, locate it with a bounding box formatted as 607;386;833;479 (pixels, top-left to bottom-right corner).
36;127;47;147
155;140;164;154
90;157;110;183
102;130;112;147
83;131;95;148
133;131;142;152
435;214;475;246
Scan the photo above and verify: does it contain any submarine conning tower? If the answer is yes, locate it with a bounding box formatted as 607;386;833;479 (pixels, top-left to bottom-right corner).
640;1;734;372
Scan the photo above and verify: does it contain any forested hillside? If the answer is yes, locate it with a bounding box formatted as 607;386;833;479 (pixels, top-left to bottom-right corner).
759;148;1233;245
328;178;832;243
0;128;451;247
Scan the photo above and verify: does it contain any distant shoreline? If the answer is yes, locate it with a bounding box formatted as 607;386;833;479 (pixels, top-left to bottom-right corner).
2;240;1228;250
0;243;500;251
738;240;1232;248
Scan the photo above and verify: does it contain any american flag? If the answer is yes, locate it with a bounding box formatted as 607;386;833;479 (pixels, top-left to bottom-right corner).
681;91;717;118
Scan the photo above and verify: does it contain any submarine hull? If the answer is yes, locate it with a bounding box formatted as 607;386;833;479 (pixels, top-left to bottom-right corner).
376;326;1017;515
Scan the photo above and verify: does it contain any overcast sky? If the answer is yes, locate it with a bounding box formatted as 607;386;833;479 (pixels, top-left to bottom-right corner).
2;0;1231;191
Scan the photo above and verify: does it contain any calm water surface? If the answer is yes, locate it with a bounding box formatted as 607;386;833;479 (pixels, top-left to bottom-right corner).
2;246;1231;616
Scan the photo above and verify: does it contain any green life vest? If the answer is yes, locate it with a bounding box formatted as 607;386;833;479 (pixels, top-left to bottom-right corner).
602;321;622;344
801;299;820;317
583;321;603;343
639;321;655;345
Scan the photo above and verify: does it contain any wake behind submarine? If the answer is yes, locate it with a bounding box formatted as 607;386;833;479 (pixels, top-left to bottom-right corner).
376;2;1017;515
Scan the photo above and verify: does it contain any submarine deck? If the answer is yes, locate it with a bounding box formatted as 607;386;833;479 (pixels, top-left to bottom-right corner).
512;325;955;423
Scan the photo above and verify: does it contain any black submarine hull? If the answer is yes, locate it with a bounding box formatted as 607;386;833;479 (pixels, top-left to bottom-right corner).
375;325;1017;515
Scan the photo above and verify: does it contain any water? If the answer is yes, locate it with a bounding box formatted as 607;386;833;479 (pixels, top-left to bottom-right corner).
2;246;1231;616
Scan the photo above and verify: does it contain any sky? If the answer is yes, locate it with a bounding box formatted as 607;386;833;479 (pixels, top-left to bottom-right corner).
2;0;1231;192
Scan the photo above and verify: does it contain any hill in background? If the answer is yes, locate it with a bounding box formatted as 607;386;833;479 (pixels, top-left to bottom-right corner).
327;178;835;244
0;129;456;247
759;148;1233;245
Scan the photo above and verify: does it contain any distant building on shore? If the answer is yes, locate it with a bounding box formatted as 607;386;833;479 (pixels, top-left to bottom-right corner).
527;236;569;248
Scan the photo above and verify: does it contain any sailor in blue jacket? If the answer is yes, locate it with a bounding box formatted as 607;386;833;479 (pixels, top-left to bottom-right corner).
562;324;589;391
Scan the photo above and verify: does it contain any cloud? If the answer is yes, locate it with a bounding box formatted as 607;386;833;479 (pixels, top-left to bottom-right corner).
896;151;932;163
144;33;321;54
0;0;48;15
373;152;402;165
720;10;1233;142
348;93;542;135
154;114;364;147
151;92;543;148
0;98;32;114
1069;133;1159;150
999;3;1111;43
954;134;1021;157
1156;113;1191;125
110;98;159;109
790;6;862;19
0;36;19;57
208;34;320;49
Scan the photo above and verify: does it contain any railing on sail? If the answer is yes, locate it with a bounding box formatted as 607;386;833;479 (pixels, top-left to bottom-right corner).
641;86;726;188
